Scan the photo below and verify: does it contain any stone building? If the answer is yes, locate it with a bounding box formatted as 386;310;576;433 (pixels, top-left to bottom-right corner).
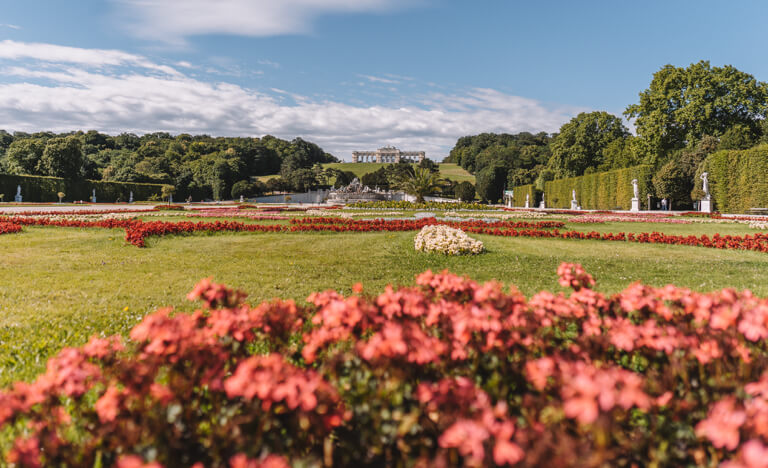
352;146;425;163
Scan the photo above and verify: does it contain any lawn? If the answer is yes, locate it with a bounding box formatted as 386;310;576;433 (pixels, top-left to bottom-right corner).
1;217;767;385
321;162;475;183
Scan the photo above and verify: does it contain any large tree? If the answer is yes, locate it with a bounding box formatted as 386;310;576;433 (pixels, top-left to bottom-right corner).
39;137;84;179
625;61;768;162
547;111;630;178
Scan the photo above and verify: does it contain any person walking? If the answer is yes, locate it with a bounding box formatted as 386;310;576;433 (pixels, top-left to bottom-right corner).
661;198;667;211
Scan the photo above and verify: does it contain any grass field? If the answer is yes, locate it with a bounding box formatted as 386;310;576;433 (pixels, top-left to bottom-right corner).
1;215;767;385
321;162;475;183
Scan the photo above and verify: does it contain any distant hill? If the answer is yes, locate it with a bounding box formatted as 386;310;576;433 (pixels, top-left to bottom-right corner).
321;162;475;184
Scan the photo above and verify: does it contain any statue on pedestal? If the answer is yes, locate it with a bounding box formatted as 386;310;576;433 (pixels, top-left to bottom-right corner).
632;179;639;199
14;185;22;202
700;172;710;199
91;189;97;203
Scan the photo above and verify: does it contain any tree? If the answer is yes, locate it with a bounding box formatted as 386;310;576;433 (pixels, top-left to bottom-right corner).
161;184;176;205
4;138;45;175
57;192;65;203
626;61;768;162
718;124;759;150
652;160;690;209
417;158;439;173
454;181;476;202
231;180;252;200
39;137;84;179
547;112;630;178
475;163;507;203
394;167;443;203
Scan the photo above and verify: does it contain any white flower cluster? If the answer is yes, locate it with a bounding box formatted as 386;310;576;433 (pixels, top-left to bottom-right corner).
748;221;768;230
442;210;548;219
414;225;484;255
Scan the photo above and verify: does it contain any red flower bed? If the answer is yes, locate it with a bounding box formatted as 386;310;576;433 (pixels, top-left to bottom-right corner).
5;265;768;466
0;222;22;235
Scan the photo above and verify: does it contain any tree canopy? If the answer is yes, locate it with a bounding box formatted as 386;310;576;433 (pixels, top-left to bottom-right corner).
547;112;630;178
625;60;768;162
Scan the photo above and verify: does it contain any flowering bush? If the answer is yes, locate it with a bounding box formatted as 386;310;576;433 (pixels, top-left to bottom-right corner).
414;224;484;255
6;266;768;466
0;222;22;234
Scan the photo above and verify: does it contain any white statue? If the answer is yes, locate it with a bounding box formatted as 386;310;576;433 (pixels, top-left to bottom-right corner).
525;193;529;203
631;179;639;199
91;189;96;203
129;191;134;203
14;185;22;202
700;172;710;197
572;189;577;201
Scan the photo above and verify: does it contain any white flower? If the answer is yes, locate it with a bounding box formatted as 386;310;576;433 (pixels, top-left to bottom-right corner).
414;225;484;255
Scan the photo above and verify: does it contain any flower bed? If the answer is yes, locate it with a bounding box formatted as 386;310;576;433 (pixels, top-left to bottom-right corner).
4;265;768;466
0;222;22;235
414;225;484;255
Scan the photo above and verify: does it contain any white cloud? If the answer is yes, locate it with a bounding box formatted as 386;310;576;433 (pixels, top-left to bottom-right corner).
358;74;400;84
0;41;582;160
0;24;21;30
115;0;414;43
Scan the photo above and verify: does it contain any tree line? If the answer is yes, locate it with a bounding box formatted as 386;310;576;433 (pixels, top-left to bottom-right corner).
0;131;339;200
447;61;768;206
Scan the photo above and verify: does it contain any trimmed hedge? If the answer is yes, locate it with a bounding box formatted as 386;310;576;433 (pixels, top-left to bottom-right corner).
0;173;164;202
543;165;653;210
703;145;768;213
512;184;537;207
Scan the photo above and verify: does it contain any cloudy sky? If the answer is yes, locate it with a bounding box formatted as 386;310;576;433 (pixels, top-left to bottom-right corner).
1;0;767;160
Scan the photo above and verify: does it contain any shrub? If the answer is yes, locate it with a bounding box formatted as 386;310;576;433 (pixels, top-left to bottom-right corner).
543;165;653;209
704;144;768;213
454;181;476;202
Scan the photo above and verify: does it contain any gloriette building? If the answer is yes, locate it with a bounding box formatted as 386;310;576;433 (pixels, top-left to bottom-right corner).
352;146;425;163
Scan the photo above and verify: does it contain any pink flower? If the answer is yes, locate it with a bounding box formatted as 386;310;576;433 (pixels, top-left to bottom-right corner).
438;419;490;462
696;398;746;450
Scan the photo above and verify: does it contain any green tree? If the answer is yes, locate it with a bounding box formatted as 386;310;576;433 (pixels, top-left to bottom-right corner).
454;181;476;202
394;167;443;203
652;160;690;209
626;61;768;162
548;112;630;178
161;184;176;204
475;163;507;203
4;138;45;175
39;137;84;179
718;123;759;150
231;180;252;199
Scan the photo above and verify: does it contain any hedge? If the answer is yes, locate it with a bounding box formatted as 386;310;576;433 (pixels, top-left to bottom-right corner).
0;173;164;202
703;145;768;213
511;184;537;207
543;165;654;210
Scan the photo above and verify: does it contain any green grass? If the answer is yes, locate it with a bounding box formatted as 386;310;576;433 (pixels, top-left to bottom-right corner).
321;162;475;184
1;219;768;385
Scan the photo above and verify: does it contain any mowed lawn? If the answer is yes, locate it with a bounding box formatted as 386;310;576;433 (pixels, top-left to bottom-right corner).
321;162;475;183
1;220;767;385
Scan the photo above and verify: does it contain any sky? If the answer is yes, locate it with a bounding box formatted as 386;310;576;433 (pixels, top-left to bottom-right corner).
0;1;767;161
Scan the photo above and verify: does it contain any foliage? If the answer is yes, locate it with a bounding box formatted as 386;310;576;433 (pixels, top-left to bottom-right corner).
547;111;630;178
652;159;692;208
0;131;336;201
511;184;537;207
347;200;492;210
625;61;768;163
475;163;507;203
161;185;176;204
543;165;654;210
7;266;768;466
703;144;768;213
454;181;476;202
394;167;444;203
0;173;164;202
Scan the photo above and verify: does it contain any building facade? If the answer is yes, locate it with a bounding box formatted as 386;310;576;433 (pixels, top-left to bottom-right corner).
352;146;425;163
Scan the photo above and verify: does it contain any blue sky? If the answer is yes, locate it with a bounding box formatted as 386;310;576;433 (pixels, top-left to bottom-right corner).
0;0;767;160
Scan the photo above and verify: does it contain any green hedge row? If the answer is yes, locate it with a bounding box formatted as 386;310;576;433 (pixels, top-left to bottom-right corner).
0;174;165;202
704;144;768;213
511;184;537;207
543;165;654;210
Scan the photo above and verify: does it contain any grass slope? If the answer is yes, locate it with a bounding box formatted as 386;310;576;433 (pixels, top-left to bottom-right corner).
322;162;475;183
1;220;768;384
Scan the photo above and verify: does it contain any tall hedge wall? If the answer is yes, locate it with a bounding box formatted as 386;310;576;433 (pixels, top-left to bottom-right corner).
704;145;768;213
0;174;164;202
543;165;654;210
512;184;537;207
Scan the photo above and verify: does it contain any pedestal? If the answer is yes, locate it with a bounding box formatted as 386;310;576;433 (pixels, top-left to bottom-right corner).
700;197;712;213
524;201;529;208
570;200;578;210
14;195;22;202
539;201;546;209
631;198;640;212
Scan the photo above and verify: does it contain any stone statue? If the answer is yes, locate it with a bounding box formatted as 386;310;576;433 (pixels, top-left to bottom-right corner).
632;179;639;199
91;189;97;203
700;172;710;198
525;193;529;203
572;189;576;201
129;191;134;203
14;185;22;202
